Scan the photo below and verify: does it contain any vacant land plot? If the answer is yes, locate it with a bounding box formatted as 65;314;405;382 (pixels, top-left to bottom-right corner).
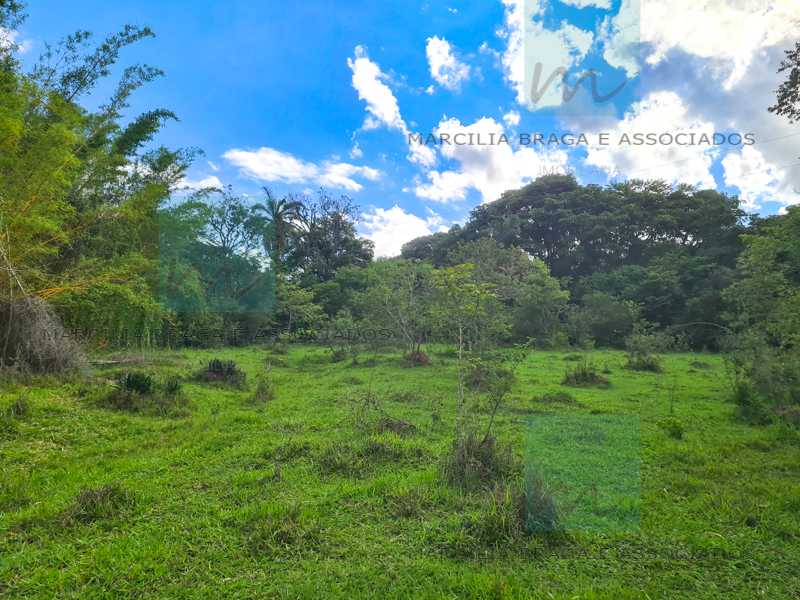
1;347;798;598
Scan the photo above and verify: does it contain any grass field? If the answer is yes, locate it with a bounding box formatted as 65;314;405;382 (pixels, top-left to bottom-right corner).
1;346;799;599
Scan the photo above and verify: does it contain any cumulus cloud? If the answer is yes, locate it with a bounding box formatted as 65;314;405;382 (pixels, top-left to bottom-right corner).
600;22;799;209
415;116;570;203
598;0;641;79
601;0;800;89
584;91;718;189
223;147;380;192
502;110;521;127
360;205;448;257
348;45;436;168
499;0;594;109
426;36;471;91
178;175;223;191
722;145;797;210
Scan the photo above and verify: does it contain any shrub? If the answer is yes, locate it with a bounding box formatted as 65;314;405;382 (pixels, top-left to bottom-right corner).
0;297;85;374
562;359;610;388
731;380;771;424
658;417;685;439
725;336;800;425
404;350;430;366
199;358;247;387
446;476;560;556
441;431;519;491
461;484;526;548
62;483;135;523
4;394;31;419
163;376;182;396
624;330;671;373
521;470;560;534
119;372;155;395
101;373;188;416
329;348;348;362
533;392;578;405
249;375;275;405
625;354;662;373
465;359;515;394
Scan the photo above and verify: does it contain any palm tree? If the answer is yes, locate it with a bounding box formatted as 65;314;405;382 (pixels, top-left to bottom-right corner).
253;189;303;274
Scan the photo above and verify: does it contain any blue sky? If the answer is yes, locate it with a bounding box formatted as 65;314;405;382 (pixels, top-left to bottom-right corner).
16;0;800;255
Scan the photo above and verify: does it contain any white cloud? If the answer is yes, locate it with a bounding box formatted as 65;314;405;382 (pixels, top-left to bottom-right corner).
584;91;718;189
223;146;380;192
348;45;436;168
207;160;220;172
599;0;640;78
178;175;223;190
722;145;797;210
360;205;448;257
601;0;800;89
560;0;611;7
426;36;471;91
499;0;594;108
349;142;363;159
347;45;405;131
502;110;521;127
318;161;380;190
608;27;800;210
415;116;570;203
0;27;32;54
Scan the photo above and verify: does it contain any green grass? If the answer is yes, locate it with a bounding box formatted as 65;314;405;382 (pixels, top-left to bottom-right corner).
1;346;799;598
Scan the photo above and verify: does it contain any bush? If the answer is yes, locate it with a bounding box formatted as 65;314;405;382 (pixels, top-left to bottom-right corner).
101;372;188;416
726;336;800;425
625;354;662;372
163;376;182;396
119;372;155;395
731;380;771;424
461;484;526;548
0;297;85;374
658;417;685;439
4;394;31;419
444;476;560;556
62;483;135;523
441;431;519;490
562;359;610;388
199;359;247;387
533;392;578;405
624;329;673;373
249;375;275;405
521;470;560;534
465;359;515;394
404;350;430;366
